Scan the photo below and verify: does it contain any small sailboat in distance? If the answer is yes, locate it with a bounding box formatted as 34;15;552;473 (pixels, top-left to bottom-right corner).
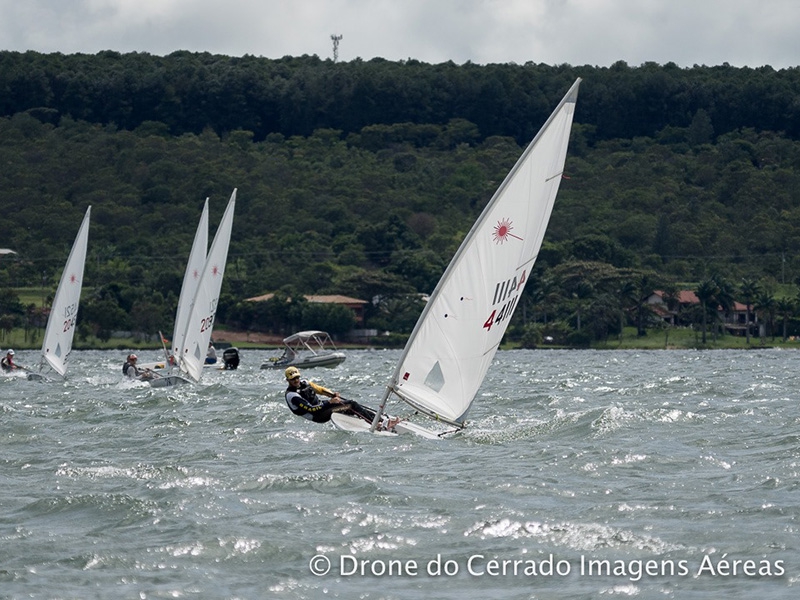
141;198;208;386
178;189;236;382
148;190;236;387
331;78;581;437
173;198;210;365
28;206;91;381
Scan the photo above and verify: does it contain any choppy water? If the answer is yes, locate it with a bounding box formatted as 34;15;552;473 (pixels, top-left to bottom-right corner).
1;348;798;599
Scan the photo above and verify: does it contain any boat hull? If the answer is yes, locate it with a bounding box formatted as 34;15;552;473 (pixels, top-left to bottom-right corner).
137;361;168;371
260;353;346;370
330;413;442;439
148;374;191;388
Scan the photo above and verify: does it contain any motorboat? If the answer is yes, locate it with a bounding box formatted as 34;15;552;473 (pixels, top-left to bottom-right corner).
260;330;346;370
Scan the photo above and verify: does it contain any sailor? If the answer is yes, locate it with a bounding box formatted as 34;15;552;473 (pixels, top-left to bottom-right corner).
122;353;154;380
205;342;217;364
283;366;375;424
1;349;18;371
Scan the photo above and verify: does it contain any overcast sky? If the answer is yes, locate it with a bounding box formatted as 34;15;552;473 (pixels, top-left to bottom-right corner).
1;0;798;69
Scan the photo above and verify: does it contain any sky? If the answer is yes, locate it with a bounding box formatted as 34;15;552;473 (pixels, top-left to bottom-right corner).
0;0;798;69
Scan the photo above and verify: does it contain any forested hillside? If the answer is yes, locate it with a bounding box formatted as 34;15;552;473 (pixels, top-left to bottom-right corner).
2;51;800;345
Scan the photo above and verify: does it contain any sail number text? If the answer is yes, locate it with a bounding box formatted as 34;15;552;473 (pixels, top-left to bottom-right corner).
199;313;215;333
62;302;78;333
199;299;218;333
483;270;525;332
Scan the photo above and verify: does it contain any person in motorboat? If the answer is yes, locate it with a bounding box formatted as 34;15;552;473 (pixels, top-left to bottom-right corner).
205;342;217;365
284;366;377;424
122;353;156;381
1;349;20;371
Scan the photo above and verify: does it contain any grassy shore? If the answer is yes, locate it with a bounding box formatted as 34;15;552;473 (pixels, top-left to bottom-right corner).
2;325;797;352
591;326;799;350
0;331;284;352
8;287;797;352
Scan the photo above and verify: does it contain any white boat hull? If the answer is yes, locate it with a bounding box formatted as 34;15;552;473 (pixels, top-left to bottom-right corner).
137;361;168;371
261;352;346;370
330;413;443;439
148;374;191;388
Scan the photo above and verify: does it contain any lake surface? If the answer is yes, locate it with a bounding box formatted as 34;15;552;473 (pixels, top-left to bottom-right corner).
1;348;797;599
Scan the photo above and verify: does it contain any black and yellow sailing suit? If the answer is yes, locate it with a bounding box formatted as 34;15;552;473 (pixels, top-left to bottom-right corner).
285;379;375;423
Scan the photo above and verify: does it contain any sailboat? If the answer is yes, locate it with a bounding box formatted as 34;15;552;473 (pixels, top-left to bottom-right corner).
173;198;210;365
138;198;209;375
149;190;236;387
27;206;91;381
331;78;581;437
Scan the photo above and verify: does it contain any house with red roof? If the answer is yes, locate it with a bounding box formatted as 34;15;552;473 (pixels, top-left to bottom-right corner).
245;293;368;326
647;290;757;335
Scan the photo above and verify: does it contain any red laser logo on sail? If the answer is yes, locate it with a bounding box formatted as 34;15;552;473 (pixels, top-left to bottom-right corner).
492;218;523;244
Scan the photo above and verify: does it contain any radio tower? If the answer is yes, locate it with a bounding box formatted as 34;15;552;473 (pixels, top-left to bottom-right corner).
331;34;343;62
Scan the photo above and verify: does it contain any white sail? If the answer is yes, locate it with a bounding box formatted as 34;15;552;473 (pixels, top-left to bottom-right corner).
382;79;581;427
178;189;236;382
171;198;209;361
41;206;91;377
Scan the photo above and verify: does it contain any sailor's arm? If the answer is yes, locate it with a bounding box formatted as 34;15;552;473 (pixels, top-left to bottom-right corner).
310;381;341;401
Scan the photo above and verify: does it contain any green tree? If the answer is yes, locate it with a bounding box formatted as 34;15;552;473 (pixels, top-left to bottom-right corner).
688;108;714;146
738;278;761;344
712;276;736;342
776;297;795;341
0;287;24;316
755;291;776;343
695;279;719;344
372;294;426;334
81;298;130;342
615;280;638;339
300;302;356;337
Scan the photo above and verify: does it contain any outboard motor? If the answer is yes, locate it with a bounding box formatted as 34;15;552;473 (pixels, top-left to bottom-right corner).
222;347;240;370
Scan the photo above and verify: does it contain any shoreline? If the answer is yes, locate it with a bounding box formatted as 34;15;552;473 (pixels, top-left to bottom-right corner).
4;328;797;352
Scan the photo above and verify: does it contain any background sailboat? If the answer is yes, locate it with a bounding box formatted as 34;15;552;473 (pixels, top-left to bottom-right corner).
28;206;91;381
143;199;208;385
178;189;236;382
150;190;236;387
333;78;581;437
173;198;209;363
138;199;208;379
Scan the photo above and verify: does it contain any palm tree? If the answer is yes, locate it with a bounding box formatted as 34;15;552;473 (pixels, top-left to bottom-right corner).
659;283;680;347
526;275;557;326
633;274;657;337
695;279;719;344
616;280;638;341
739;278;761;344
570;281;594;332
711;275;735;343
776;297;795;342
755;291;776;343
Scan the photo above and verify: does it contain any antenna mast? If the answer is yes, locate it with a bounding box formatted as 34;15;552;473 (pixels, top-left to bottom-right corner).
330;34;343;62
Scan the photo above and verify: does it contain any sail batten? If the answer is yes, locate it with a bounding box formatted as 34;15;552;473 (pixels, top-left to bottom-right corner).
379;78;581;428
